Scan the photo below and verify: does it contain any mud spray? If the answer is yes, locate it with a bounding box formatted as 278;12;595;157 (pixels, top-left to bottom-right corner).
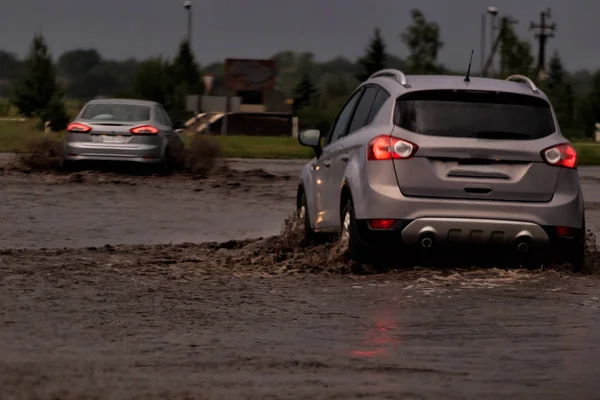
269;212;600;276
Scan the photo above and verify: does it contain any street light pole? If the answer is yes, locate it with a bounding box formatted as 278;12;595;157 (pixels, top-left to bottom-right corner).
183;1;192;44
488;6;499;77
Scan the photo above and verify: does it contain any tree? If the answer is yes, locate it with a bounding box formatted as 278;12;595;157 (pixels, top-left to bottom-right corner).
319;72;358;106
401;9;444;74
543;52;575;133
133;58;174;109
292;72;318;112
575;71;600;138
170;40;202;110
57;49;102;80
499;19;534;77
11;34;63;117
273;51;318;95
40;93;69;131
357;28;388;81
0;51;20;80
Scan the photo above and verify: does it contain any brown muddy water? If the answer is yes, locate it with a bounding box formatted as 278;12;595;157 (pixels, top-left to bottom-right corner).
1;158;600;399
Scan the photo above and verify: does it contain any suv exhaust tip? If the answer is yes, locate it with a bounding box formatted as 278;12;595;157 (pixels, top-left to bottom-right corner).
421;237;433;248
419;232;436;249
517;241;529;253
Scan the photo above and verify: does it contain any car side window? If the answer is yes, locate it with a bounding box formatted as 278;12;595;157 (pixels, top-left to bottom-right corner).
326;89;363;145
347;86;379;134
157;107;172;127
366;88;391;124
154;107;167;126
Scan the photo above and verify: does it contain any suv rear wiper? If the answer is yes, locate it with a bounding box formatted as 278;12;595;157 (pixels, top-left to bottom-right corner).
474;131;531;140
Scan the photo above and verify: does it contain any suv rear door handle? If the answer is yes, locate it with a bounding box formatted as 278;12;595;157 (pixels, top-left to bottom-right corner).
341;154;350;162
324;160;332;167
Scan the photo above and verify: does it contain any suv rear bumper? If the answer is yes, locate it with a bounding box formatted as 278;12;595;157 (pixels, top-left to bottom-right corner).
400;217;549;246
354;217;582;260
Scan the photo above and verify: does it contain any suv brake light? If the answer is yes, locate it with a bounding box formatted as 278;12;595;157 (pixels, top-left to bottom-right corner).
130;125;159;135
367;136;418;161
541;143;577;169
67;122;92;133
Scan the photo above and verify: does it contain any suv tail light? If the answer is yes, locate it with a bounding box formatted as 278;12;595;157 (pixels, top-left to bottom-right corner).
130;125;159;135
67;122;92;133
541;143;577;169
367;136;418;161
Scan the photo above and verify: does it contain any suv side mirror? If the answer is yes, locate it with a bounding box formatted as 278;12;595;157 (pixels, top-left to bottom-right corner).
298;129;322;157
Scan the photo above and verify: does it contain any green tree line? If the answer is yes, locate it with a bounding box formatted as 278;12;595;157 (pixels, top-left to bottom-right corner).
1;8;600;137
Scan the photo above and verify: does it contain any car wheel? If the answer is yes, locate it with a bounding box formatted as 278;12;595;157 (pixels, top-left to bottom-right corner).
298;192;319;244
62;159;76;172
157;148;173;175
340;198;372;265
567;222;585;273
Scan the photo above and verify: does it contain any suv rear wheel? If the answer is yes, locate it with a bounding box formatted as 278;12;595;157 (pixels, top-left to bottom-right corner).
566;221;585;272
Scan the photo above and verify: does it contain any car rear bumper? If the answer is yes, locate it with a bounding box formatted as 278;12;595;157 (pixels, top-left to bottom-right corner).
354;216;582;259
65;142;162;163
400;217;550;246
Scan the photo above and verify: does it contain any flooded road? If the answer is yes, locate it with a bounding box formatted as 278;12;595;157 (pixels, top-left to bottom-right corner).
0;160;298;249
0;242;599;399
2;158;600;399
2;158;600;249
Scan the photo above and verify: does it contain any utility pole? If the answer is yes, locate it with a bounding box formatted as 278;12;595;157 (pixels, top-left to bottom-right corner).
183;1;192;45
482;15;518;77
530;8;556;75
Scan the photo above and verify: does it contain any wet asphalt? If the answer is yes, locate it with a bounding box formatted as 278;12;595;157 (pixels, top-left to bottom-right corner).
1;156;600;399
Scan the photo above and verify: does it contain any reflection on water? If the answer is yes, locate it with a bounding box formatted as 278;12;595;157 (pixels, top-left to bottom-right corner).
351;309;399;358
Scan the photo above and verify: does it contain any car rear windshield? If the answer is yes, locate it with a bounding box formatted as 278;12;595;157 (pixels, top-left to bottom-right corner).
80;103;151;122
394;90;556;140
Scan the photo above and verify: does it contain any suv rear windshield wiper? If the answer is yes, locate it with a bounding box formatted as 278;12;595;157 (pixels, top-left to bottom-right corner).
474;131;532;140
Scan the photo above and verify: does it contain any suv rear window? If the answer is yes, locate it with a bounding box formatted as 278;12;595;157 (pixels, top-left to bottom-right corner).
80;103;151;122
394;90;555;140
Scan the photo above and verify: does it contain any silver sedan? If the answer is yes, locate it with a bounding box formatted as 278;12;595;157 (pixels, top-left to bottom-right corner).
64;98;185;170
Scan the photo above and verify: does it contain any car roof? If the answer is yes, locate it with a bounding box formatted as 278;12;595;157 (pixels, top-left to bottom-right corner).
365;73;549;100
85;98;158;107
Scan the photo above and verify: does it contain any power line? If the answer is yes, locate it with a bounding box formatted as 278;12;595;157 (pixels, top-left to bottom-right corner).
530;8;556;75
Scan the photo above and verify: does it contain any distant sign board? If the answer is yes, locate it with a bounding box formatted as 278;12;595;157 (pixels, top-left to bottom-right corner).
224;58;276;92
202;74;214;93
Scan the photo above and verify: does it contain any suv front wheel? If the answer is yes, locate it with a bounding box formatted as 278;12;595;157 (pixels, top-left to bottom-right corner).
340;199;373;264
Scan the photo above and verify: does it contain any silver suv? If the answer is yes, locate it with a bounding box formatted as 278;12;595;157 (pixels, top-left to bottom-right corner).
296;70;585;270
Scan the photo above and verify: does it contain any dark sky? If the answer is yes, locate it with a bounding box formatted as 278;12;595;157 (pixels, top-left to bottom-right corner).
1;0;598;71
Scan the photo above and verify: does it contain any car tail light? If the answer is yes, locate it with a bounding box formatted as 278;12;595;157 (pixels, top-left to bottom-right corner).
541;143;577;169
368;219;396;230
130;125;159;135
556;226;575;237
67;122;92;133
367;135;418;161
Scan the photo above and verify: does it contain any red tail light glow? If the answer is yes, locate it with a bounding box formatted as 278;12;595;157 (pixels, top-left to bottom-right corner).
556;226;574;237
368;219;396;230
130;125;159;135
542;143;577;169
67;122;92;133
367;135;418;161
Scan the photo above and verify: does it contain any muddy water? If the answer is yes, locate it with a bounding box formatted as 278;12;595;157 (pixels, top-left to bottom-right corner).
0;244;599;399
0;165;297;249
3;160;600;249
3;159;600;399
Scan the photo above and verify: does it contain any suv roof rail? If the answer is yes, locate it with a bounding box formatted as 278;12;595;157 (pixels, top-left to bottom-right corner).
505;74;539;93
369;69;407;86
